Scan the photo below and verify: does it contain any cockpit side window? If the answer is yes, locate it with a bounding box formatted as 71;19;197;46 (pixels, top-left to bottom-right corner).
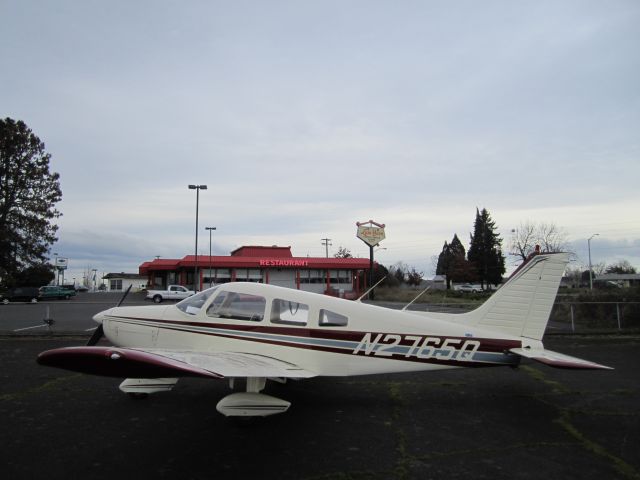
319;309;348;327
206;291;265;322
177;287;218;315
270;299;309;326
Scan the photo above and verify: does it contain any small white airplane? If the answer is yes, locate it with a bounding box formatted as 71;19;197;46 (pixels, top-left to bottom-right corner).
38;252;611;417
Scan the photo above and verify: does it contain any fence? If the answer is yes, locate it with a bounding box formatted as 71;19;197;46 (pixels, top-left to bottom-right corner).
548;301;640;333
416;301;640;333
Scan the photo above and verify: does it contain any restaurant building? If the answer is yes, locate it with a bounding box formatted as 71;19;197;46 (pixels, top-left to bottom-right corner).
139;246;371;298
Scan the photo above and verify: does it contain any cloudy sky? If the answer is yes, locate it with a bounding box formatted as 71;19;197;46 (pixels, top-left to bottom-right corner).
2;0;639;283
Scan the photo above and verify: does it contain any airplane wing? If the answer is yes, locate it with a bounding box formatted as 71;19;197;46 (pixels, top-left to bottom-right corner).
37;346;317;379
509;347;613;370
138;349;317;378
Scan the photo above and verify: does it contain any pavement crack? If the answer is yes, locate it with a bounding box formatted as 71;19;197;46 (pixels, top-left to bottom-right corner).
522;365;640;479
0;373;82;402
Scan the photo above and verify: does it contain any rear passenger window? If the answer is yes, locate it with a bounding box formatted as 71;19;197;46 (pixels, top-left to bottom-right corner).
319;309;348;327
206;292;265;322
271;299;309;326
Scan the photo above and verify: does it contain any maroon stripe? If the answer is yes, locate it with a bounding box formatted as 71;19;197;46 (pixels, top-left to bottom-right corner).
109;316;521;368
108;314;521;352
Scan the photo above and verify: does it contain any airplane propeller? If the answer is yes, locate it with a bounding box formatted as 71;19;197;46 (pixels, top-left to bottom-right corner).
86;285;132;346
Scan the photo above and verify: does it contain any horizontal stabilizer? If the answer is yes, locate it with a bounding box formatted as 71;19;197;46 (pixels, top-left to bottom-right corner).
510;347;613;370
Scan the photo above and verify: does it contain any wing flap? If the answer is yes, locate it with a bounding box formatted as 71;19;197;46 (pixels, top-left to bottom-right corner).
510;347;613;370
137;349;317;378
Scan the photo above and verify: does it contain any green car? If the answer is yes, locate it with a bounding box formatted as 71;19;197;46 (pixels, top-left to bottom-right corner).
39;285;77;300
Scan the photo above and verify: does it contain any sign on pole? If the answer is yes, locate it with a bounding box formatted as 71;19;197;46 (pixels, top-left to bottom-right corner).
356;220;385;299
356;220;386;247
55;257;68;270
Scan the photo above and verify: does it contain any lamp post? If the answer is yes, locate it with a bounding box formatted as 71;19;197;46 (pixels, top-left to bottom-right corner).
588;233;599;290
188;184;207;291
206;226;216;288
53;252;58;285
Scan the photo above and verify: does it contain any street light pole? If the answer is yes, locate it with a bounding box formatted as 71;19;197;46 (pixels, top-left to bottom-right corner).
588;233;599;290
206;226;216;288
189;184;207;291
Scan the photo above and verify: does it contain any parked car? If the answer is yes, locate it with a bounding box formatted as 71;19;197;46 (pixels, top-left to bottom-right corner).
1;287;40;304
453;283;482;293
146;285;195;303
38;285;77;300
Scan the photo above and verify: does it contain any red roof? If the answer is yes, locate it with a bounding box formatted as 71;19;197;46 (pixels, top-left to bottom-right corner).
139;246;370;274
230;246;292;258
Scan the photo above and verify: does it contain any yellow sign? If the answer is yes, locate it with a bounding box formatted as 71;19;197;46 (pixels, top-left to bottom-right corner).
356;220;386;247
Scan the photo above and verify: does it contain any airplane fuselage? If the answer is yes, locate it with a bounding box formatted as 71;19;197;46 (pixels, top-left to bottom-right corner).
96;282;527;377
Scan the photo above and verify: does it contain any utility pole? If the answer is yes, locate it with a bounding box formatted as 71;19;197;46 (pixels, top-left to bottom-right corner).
588;233;599;290
206;226;216;288
321;238;332;258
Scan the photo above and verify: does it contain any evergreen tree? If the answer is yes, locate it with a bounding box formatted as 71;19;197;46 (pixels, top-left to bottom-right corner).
467;208;505;288
436;234;474;289
435;241;450;277
0;118;62;286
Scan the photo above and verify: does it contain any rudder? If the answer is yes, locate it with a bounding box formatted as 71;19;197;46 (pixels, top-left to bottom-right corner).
459;253;569;340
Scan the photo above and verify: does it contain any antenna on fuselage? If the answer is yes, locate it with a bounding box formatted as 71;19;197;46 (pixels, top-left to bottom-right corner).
401;285;431;311
356;275;387;302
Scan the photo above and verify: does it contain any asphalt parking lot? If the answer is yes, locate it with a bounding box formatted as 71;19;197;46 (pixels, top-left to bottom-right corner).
1;334;638;480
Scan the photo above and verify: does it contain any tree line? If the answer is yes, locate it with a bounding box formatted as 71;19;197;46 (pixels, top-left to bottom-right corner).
436;208;505;289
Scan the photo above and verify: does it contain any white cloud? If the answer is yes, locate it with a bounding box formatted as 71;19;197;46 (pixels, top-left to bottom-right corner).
2;0;639;281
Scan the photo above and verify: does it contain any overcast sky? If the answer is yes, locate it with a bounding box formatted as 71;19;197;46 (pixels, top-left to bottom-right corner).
2;0;639;283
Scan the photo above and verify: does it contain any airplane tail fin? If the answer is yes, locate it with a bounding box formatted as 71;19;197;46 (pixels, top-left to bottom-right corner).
459;252;569;341
428;251;612;369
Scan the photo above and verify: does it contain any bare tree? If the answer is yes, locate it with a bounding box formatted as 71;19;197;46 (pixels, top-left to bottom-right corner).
333;246;353;258
563;266;583;288
605;260;636;274
406;267;424;287
509;221;571;262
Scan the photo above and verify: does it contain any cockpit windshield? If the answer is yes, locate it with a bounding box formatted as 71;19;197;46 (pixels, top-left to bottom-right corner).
177;286;219;315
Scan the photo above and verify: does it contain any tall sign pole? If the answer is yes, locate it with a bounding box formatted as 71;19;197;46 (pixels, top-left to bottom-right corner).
356;220;386;299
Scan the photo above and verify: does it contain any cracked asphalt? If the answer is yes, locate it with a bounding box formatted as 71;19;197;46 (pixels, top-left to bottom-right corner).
1;335;638;480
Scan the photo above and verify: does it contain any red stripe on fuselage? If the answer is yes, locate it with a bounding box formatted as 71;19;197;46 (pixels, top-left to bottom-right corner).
105;314;522;368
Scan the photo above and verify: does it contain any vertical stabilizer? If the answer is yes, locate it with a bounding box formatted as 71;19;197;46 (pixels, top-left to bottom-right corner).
459;253;569;340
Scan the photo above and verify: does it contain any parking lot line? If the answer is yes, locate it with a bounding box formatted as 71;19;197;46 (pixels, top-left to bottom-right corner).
13;324;49;332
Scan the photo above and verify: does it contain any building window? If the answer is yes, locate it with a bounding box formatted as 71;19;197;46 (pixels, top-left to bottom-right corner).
300;269;324;284
235;269;263;283
206;291;265;322
110;279;123;291
329;270;352;284
203;268;231;285
270;299;309;326
319;309;348;327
